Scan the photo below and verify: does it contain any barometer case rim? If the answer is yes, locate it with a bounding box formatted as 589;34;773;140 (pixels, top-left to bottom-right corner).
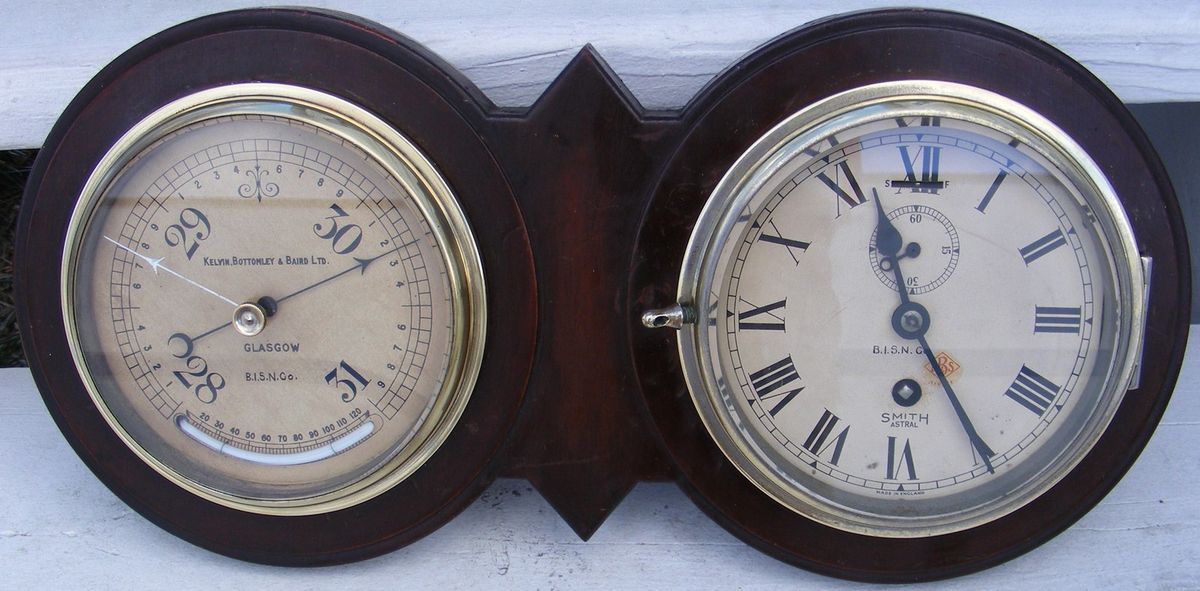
16;7;536;565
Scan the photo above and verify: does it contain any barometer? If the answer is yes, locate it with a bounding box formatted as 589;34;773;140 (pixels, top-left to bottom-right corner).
17;9;535;564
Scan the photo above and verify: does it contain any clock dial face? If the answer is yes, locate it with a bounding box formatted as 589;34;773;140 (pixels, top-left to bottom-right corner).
680;83;1143;536
63;86;485;514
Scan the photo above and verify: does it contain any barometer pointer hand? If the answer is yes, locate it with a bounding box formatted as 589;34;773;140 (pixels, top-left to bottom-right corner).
185;238;421;345
871;190;996;474
104;236;238;307
275;238;420;304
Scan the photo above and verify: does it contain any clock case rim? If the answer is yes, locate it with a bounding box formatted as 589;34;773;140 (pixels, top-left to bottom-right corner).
628;8;1190;582
15;7;537;565
676;80;1146;538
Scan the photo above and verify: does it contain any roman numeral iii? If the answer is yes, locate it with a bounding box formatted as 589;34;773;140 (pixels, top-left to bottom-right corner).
1034;306;1082;334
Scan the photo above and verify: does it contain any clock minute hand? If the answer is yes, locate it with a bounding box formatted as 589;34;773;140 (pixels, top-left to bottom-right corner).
917;334;996;473
871;189;996;474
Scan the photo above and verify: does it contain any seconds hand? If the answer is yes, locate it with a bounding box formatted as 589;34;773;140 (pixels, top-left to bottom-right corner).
872;189;996;473
187;238;420;344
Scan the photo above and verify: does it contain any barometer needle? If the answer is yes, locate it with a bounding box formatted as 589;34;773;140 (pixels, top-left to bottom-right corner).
275;238;420;304
104;236;238;307
185;238;421;345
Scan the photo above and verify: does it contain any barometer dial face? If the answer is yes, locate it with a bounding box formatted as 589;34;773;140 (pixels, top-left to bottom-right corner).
61;84;486;514
674;82;1146;536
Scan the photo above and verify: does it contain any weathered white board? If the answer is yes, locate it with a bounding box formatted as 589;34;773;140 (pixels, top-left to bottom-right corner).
0;327;1197;589
1;1;1199;149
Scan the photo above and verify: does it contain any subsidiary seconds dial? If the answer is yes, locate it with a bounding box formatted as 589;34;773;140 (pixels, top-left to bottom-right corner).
63;85;486;513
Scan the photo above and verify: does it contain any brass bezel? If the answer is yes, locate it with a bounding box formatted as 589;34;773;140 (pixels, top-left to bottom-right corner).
676;80;1145;537
61;83;488;516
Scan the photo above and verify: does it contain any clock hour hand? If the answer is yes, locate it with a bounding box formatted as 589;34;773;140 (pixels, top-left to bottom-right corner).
871;190;995;473
873;189;904;259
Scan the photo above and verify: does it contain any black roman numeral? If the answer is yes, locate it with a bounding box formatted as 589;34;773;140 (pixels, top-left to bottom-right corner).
803;409;849;466
1019;229;1067;265
1034;306;1083;334
976;170;1008;213
816;162;867;215
895;145;944;193
757;220;809;264
738;299;786;331
977;139;1020;213
749;356;803;416
886;436;917;480
1005;365;1061;415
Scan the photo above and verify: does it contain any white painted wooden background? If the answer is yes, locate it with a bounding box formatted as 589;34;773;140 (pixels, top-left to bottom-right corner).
1;2;1197;588
2;1;1200;150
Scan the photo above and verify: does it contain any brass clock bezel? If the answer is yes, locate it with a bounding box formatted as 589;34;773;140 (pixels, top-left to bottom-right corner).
676;80;1146;537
